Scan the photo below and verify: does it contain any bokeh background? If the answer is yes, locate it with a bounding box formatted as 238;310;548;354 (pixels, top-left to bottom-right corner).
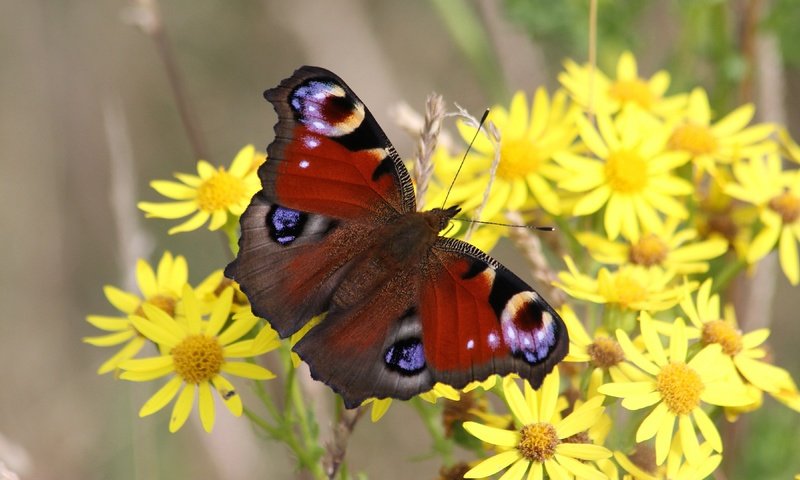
2;1;800;479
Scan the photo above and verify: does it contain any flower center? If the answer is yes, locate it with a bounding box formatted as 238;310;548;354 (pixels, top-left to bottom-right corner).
604;270;648;309
656;362;704;415
629;233;668;267
498;138;542;180
701;320;743;356
669;123;718;155
171;334;225;384
196;169;247;212
604;149;648;193
768;191;800;224
518;423;559;462
608;79;656;109
587;336;626;368
138;294;177;317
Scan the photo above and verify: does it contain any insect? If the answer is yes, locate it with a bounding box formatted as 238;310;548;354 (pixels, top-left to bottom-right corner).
225;66;568;408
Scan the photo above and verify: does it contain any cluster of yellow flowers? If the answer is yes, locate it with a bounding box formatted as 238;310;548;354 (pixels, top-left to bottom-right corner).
419;52;800;479
83;52;800;479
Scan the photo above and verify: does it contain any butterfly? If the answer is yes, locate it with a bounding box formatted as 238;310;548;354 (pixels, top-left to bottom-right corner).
225;66;568;408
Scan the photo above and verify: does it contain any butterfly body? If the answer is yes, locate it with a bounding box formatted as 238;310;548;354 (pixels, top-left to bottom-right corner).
226;66;568;408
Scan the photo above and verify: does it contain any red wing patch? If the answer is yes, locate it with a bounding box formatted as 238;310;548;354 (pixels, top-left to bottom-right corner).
260;66;416;218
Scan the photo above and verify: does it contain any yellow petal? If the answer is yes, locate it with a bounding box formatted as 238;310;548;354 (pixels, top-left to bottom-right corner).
463;421;519;447
168;211;210;235
206;287;234;338
150;180;197;200
637;401;669;442
554;454;605;480
169;384;195;432
212;374;243;416
138;200;197;219
140;376;183;417
692;407;722;452
555;443;611;460
503;377;534;425
198;381;215;432
464;450;522;478
104;286;141;313
96;336;147;374
221;362;276;380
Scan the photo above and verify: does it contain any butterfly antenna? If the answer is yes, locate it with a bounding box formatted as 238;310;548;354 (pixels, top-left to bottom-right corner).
454;218;556;232
441;108;490;209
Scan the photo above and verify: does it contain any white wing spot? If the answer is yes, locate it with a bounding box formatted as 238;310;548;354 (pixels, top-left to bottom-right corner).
466;339;475;350
299;160;310;169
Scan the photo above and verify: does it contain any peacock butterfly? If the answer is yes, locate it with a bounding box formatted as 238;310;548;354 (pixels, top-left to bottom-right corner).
225;66;568;408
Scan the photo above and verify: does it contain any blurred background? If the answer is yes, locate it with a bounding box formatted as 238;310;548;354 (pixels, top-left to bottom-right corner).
2;1;800;479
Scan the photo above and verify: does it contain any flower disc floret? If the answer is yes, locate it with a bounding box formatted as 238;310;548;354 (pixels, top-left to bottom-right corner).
656;362;704;415
172;334;224;384
701;320;743;356
769;191;800;224
669;123;718;155
604;149;648;193
196;169;247;212
587;337;625;368
629;234;669;266
518;423;559;462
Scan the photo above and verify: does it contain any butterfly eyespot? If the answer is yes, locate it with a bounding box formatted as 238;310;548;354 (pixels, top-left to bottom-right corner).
290;80;364;137
384;338;426;375
267;204;308;246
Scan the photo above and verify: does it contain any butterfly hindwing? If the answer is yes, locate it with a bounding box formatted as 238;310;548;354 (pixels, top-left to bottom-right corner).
421;238;568;390
261;66;415;219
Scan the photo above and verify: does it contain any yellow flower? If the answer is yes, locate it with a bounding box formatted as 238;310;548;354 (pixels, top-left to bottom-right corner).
577;217;728;274
554;110;692;240
435;88;577;218
561;305;647;398
463;368;612;479
681;279;800;411
120;286;279;432
555;256;695;313
725;153;800;284
598;313;751;465
779;127;800;165
558;51;686;117
668;88;774;179
84;252;188;374
139;145;262;234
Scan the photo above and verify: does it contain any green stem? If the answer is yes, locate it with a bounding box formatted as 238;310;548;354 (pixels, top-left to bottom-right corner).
712;257;747;294
411;397;455;465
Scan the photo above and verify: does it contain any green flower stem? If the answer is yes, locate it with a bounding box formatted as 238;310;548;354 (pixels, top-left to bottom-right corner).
279;344;325;477
410;397;455;465
711;257;747;294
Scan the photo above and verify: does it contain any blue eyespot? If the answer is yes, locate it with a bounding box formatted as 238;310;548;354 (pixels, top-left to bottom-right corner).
267;205;307;246
384;338;425;375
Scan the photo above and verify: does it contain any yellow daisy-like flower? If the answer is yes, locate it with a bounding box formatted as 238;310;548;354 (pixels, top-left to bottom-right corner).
555;256;695;313
558;51;686;117
561;305;646;398
725;153;800;284
554;110;692;240
138;145;262;234
681;279;800;411
463;368;611;479
598;312;751;465
577;217;728;274
668;88;775;179
120;286;279;432
84;251;189;374
434;87;577;218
